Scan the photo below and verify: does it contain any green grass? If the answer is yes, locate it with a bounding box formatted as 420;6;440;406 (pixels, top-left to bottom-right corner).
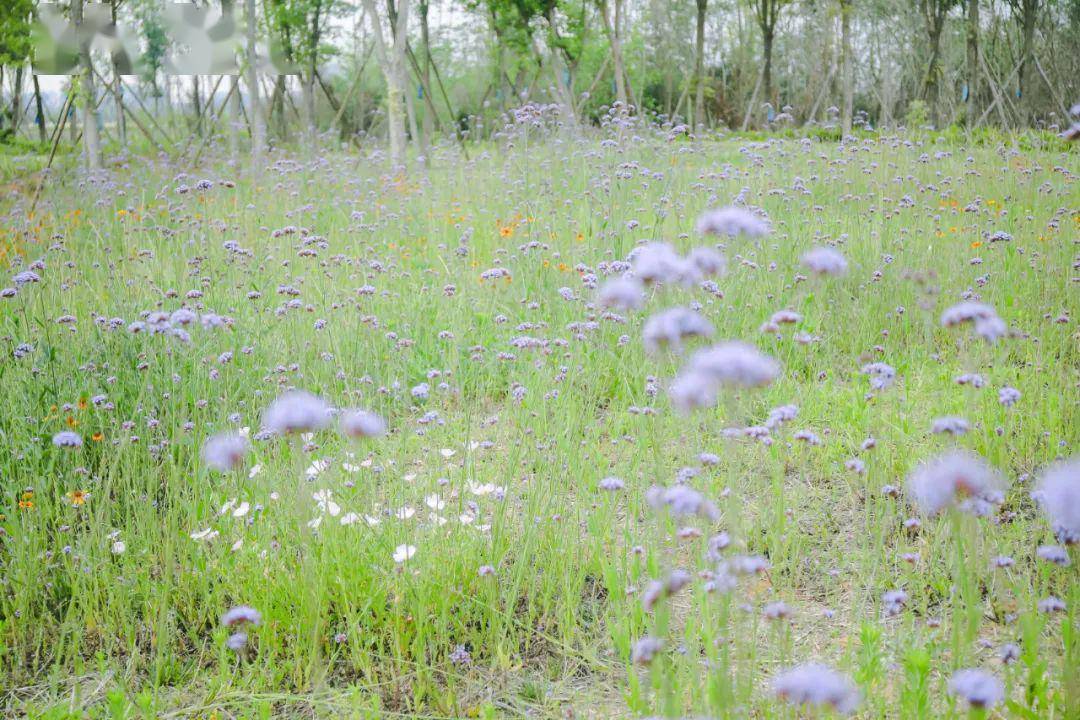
0;127;1077;719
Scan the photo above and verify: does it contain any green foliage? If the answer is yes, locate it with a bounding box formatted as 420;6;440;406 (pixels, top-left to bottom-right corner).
0;0;34;65
132;0;167;94
905;100;930;129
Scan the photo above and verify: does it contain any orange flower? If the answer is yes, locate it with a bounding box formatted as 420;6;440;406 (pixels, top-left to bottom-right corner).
67;490;88;506
65;415;78;428
92;432;104;442
498;225;514;238
971;241;982;249
78;397;88;410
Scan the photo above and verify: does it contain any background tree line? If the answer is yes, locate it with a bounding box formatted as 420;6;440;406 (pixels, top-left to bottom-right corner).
1;0;1077;172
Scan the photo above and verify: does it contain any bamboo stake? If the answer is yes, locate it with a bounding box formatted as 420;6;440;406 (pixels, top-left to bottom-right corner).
29;90;74;218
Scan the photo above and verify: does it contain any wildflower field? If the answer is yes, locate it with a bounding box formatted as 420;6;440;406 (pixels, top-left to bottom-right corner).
1;122;1078;718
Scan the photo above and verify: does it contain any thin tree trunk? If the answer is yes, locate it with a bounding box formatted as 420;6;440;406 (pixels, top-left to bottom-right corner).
925;27;943;127
245;0;266;158
840;0;853;134
272;76;287;139
222;0;240;158
419;0;434;164
965;0;979;127
303;0;322;148
614;0;629;110
227;75;240;157
109;0;126;148
405;77;420;152
1018;0;1037;124
73;0;102;171
742;63;764;130
694;0;707;130
540;10;578;127
112;69;126;147
762;27;775;108
33;75;47;143
302;71;317;148
69;96;78;142
192;75;203;135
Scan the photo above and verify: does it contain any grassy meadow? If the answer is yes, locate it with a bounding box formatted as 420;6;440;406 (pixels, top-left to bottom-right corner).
0;122;1078;718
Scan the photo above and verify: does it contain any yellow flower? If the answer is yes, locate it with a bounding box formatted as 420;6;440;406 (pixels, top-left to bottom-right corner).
67;490;88;506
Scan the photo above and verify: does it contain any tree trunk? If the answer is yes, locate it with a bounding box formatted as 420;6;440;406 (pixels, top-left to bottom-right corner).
109;0;126;148
69;92;78;142
541;9;578;126
112;69;127;147
694;0;707;130
488;8;509;111
303;0;322;148
419;0;434;165
924;21;943;127
227;75;240;157
272;75;287;139
405;76;420;151
302;71;317;148
245;0;266;157
11;66;24;135
7;67;24;136
73;0;102;171
965;0;979;127
385;61;408;171
840;0;853;134
33;75;47;143
222;0;239;158
192;75;203;135
361;0;411;170
601;0;629;113
1018;0;1037;124
762;27;775;109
